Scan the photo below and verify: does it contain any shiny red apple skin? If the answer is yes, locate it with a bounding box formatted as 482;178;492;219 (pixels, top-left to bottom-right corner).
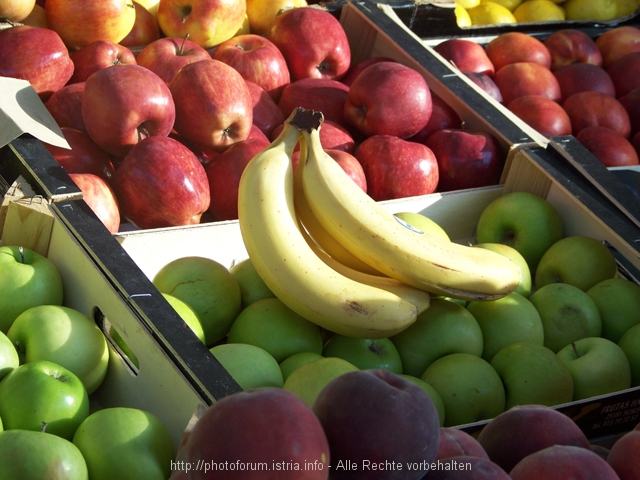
553;62;615;102
112;136;211;229
267;6;351;81
278;78;351;129
486;32;552;71
409;94;462;145
136;36;211;85
576;126;640;167
507;95;572;138
595;25;640;69
355;135;439;201
543;29;603;71
494;62;562;105
169;59;253;153
433;38;495;77
425;128;504;192
464;71;503;103
0;25;73;101
212;34;291;102
69;173;121;234
562;90;632;138
245;81;285;140
45;82;87;133
340;56;395;87
119;0;160;48
69;40;137;84
344;62;432;139
82;64;176;157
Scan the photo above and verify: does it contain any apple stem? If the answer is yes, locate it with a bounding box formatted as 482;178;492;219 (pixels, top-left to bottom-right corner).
41;422;47;433
18;246;24;264
179;33;190;56
571;342;580;359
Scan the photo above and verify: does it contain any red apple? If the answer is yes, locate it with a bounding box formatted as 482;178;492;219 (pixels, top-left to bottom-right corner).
119;0;160;48
576;126;640;167
245;81;285;140
292;148;367;193
211;34;291;102
0;25;73;101
278;77;350;128
408;94;462;145
168;131;219;166
267;6;351;81
543;29;603;71
45;82;87;133
246;124;270;144
112;136;210;229
69;40;137;84
45;0;136;50
169;59;253;152
608;430;640;480
433;38;495;77
553;62;615;102
493;62;562;105
507;95;572;138
69;173;120;234
44;127;116;182
425;128;505;192
344;62;432;139
355;135;438;201
486;32;552;71
82;64;176;157
618;86;640;137
136;36;211;85
271;119;355;154
340;56;395;87
562;90;632;138
464;71;503;103
595;25;640;69
607;52;640;98
436;427;489;460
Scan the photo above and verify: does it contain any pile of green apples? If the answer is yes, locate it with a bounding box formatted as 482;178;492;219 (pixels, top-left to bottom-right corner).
0;245;175;479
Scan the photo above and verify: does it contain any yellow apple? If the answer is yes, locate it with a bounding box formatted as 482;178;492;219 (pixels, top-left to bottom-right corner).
21;4;48;28
0;0;36;22
245;0;307;36
135;0;161;17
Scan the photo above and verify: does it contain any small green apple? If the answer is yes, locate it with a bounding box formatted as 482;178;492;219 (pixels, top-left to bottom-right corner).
400;374;446;427
390;298;483;378
162;293;206;344
108;325;139;370
530;283;602;353
475;191;564;273
72;407;175;480
421;352;505;427
279;352;324;382
466;292;544;363
0;245;64;333
227;297;323;363
229;257;276;308
0;330;19;381
209;343;283;389
8;305;109;394
557;337;631;401
0;429;88;479
0;360;89;440
152;256;242;345
283;357;359;408
535;236;618;291
491;342;574;409
322;334;403;374
393;212;450;241
587;277;640;343
618;323;640;387
473;242;532;298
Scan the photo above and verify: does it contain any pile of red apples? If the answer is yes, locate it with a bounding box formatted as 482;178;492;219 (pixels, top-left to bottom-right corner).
0;5;509;233
434;25;640;169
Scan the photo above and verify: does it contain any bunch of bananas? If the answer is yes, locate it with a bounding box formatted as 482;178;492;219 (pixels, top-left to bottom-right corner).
237;108;520;339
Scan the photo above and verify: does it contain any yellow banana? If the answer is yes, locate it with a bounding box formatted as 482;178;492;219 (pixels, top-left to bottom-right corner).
237;108;419;338
298;116;521;302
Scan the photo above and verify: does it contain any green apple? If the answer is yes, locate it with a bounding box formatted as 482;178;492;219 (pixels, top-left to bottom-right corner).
400;374;446;427
530;283;602;353
421;352;505;427
0;330;19;381
7;305;109;394
557;337;632;401
279;352;324;382
73;407;175;480
618;323;640;387
108;325;139;371
162;293;206;344
535;236;618;291
227;297;323;363
0;246;64;333
491;342;574;409
229;257;275;308
322;334;403;374
283;357;359;408
0;360;89;440
209;343;283;389
473;242;532;298
393;212;450;241
0;429;88;479
475;191;564;273
152;256;242;345
587;278;640;343
466;292;544;363
390;298;483;378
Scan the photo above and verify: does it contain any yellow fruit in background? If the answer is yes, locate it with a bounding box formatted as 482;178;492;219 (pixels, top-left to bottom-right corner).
616;0;639;17
467;2;518;24
245;0;307;36
455;0;481;8
513;0;566;21
455;4;473;26
136;0;161;18
563;0;617;20
235;13;251;35
481;0;522;11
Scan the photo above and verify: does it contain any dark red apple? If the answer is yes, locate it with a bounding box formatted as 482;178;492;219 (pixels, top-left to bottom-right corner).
436;427;490;460
618;86;640;136
433;38;495;77
553;62;615;102
427;457;511;479
607;51;640;98
168;131;219;167
271;120;355;154
69;40;137;84
0;25;73;101
136;36;212;85
595;25;640;69
607;430;640;480
486;32;552;71
543;29;603;71
493;62;562;105
246;124;270;145
45;82;86;133
69;173;120;234
344;62;432;139
112;136;210;229
118;0;160;48
212;33;290;102
278;77;350;128
576;126;640;167
266;6;351;81
464;71;503;103
408;94;462;145
425;128;504;192
355;135;439;201
292;148;367;193
562;90;632;138
245;80;284;140
507;95;572;138
169;59;253;153
82;64;176;157
340;56;395;87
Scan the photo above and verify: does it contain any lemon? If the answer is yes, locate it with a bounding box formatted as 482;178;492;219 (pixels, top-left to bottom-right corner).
480;0;522;11
456;0;481;9
467;2;518;24
616;0;639;17
513;0;566;21
455;5;473;26
563;0;617;20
